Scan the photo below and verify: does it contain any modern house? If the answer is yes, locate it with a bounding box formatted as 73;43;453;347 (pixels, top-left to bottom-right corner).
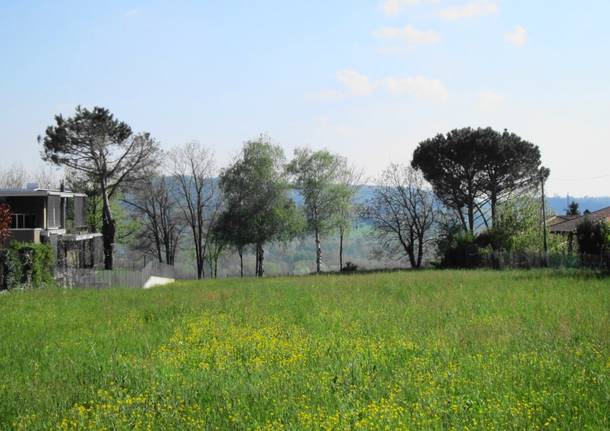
0;188;103;268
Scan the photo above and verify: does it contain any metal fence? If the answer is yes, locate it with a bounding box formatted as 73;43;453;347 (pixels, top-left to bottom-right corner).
56;260;187;289
478;251;609;270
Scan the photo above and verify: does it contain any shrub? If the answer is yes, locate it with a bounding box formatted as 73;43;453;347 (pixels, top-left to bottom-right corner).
576;220;610;257
475;228;512;251
0;243;54;289
0;203;11;246
340;262;358;274
0;249;19;290
440;232;482;269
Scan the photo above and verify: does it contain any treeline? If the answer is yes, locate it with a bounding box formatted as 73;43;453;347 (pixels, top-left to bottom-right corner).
22;105;606;276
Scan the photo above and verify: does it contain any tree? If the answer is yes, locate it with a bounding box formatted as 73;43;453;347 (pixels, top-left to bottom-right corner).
482;130;544;225
219;136;302;277
39;106;160;269
0;164;27;189
213;207;250;277
412;127;545;232
123;171;184;265
206;227;228;279
168;142;219;279
34;165;61;189
287;149;353;273
493;194;564;253
0;203;11;246
334;166;363;271
64;169;101;233
576;218;610;257
566;201;580;216
364;164;435;269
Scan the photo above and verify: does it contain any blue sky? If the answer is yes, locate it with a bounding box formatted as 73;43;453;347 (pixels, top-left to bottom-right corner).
1;0;609;196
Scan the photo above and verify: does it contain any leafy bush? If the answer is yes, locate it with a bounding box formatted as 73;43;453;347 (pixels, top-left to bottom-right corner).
0;243;54;289
576;218;610;270
439;231;482;269
0;249;19;290
576;220;610;265
340;261;358;273
0;203;11;245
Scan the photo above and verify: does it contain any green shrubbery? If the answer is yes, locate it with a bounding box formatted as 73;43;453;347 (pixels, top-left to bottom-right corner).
438;196;568;269
0;242;54;290
576;220;610;270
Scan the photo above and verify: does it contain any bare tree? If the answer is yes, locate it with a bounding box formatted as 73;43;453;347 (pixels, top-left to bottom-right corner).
364;164;436;269
34;165;62;189
168;142;219;279
123;170;184;265
0;164;27;189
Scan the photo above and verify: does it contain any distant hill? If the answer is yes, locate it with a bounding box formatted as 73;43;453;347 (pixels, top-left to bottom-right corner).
354;186;610;217
547;196;610;215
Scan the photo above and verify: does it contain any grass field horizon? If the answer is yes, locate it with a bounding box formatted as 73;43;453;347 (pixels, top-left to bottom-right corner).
1;270;608;430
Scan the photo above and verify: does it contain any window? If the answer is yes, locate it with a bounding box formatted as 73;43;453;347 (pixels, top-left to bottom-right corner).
10;214;36;229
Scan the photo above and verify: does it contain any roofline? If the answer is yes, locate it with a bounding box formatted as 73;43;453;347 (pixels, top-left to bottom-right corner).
549;206;610;232
0;190;87;198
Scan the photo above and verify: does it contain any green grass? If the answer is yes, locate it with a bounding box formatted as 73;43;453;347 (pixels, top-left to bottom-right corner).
0;270;608;430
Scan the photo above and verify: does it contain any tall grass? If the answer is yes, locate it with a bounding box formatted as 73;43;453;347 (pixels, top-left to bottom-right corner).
0;270;608;430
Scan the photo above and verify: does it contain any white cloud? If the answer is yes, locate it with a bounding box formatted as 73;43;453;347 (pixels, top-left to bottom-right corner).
123;8;141;17
505;25;528;47
336;70;378;97
439;0;498;21
383;76;449;102
477;91;505;111
322;70;448;103
373;25;441;46
381;0;439;16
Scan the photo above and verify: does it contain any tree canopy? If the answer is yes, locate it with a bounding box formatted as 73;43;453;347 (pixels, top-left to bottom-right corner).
412;127;545;232
287;148;352;273
219;136;303;276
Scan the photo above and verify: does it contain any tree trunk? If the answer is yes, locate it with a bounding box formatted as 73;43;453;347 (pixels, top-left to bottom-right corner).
196;252;204;279
101;188;115;270
416;233;424;268
468;204;475;233
457;208;467;232
339;229;344;271
238;247;244;277
155;233;163;264
256;243;264;277
407;228;417;268
490;189;497;228
315;228;321;274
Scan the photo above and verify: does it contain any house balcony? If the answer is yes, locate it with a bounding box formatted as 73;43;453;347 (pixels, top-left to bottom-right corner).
8;228;43;244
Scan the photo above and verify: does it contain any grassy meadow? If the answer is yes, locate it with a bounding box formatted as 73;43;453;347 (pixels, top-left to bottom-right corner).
0;270;608;430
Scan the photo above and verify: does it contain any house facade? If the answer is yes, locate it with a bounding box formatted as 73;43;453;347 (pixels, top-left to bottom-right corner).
0;188;103;268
